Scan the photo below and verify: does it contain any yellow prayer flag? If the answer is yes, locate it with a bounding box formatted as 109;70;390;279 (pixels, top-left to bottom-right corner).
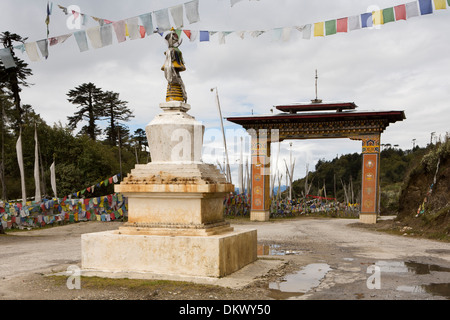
434;0;446;9
96;214;101;221
125;24;130;37
372;10;384;25
314;22;324;37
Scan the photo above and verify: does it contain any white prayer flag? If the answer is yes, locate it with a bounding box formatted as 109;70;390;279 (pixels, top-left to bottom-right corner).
24;42;41;62
170;4;184;29
34;126;41;203
406;1;420;18
16;134;27;205
348;15;361;31
155;8;171;31
281;27;291;42
126;17;141;40
86;26;103;49
50;161;57;198
185;0;200;24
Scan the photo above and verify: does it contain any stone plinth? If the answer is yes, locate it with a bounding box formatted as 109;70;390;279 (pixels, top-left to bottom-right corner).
81;101;258;279
81;229;257;278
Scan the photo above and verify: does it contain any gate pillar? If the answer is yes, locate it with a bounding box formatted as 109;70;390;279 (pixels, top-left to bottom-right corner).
249;129;271;221
359;134;381;224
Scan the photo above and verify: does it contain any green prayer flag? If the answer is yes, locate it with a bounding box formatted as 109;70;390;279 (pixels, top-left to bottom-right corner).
383;7;395;23
325;20;336;35
448;0;450;6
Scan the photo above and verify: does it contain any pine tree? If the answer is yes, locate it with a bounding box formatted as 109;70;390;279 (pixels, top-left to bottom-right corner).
102;91;134;146
67;83;105;141
0;31;33;132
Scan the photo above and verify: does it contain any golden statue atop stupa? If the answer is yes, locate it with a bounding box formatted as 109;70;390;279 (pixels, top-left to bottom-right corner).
162;29;187;103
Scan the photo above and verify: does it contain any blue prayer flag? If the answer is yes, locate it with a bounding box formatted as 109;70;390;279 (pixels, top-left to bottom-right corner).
199;31;209;42
361;13;373;28
418;0;433;14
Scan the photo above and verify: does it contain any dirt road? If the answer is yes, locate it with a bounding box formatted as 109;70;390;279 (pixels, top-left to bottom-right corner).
1;217;449;300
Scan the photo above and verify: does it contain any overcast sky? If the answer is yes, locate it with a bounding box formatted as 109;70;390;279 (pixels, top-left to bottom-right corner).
1;0;449;183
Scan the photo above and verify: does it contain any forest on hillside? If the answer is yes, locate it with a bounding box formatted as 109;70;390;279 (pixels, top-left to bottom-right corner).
291;143;434;214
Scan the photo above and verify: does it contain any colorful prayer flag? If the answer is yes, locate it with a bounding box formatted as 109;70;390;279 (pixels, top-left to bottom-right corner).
325;20;336;35
361;12;373;28
314;22;324;37
418;0;433;15
394;4;407;20
199;30;210;41
433;0;447;9
336;18;348;33
383;8;395;24
372;10;384;25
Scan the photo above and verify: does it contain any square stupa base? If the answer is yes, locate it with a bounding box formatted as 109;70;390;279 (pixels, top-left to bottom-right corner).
81;228;257;278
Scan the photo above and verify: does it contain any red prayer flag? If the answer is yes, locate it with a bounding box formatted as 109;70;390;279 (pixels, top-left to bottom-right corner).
140;26;146;38
183;30;191;39
394;4;407;20
337;17;348;33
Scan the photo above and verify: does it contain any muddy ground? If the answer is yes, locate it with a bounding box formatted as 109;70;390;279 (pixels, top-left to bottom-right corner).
1;217;449;302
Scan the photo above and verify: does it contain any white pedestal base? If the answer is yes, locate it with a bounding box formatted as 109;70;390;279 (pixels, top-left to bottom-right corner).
81;229;257;278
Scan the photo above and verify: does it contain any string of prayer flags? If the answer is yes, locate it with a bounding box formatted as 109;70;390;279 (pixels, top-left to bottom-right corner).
18;0;449;63
0;193;128;230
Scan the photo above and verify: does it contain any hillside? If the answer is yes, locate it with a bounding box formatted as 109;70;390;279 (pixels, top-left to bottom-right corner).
397;137;450;240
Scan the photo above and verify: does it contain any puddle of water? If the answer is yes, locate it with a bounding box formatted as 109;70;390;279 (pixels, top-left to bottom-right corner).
397;284;450;299
267;263;331;300
257;244;303;256
374;261;450;275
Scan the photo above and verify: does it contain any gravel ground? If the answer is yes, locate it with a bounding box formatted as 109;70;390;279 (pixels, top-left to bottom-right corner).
1;217;449;301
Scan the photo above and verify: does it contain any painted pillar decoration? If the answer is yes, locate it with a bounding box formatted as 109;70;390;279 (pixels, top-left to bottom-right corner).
359;134;381;224
161;29;187;103
250;129;271;221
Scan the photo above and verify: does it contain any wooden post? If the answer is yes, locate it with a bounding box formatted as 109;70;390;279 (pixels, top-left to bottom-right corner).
359;134;381;224
250;129;271;221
